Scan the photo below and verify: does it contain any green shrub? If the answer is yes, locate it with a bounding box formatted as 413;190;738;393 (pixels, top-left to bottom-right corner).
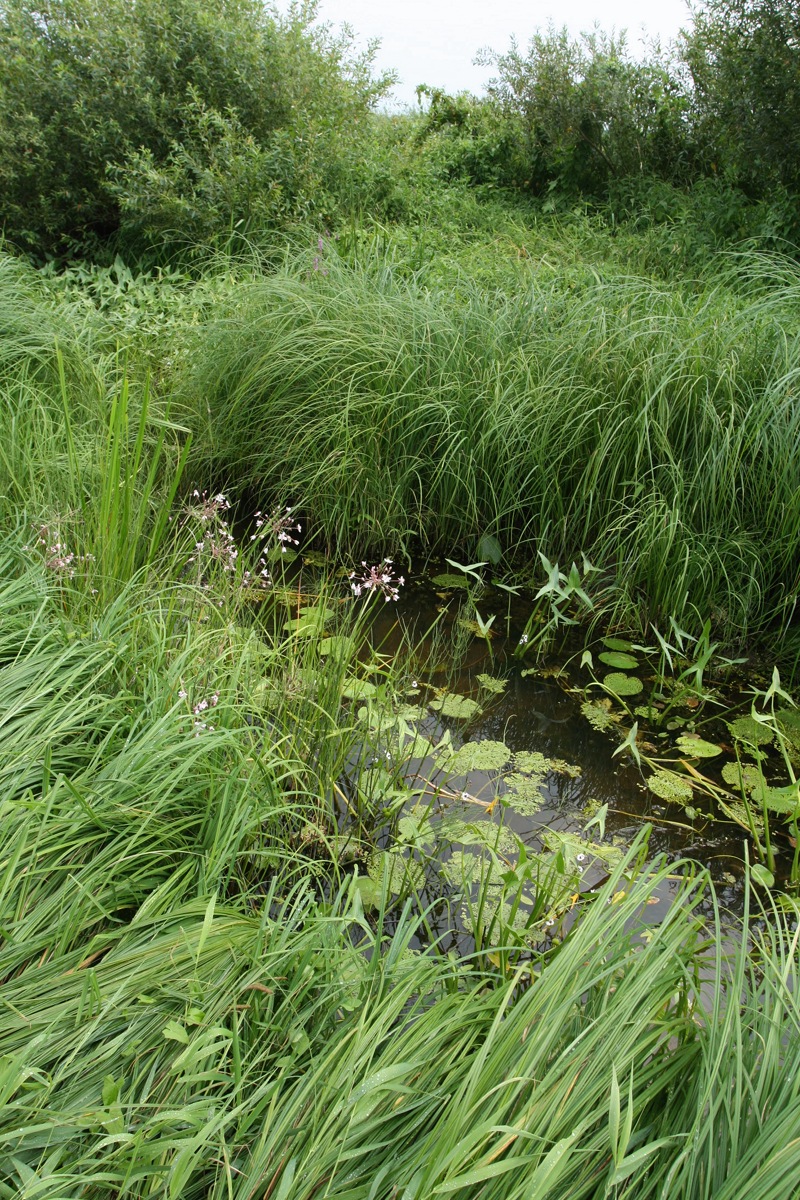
475;27;695;199
0;0;392;260
683;0;800;210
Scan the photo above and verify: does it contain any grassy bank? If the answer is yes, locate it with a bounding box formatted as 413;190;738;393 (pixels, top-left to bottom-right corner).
181;241;800;655
0;539;799;1196
1;207;799;1193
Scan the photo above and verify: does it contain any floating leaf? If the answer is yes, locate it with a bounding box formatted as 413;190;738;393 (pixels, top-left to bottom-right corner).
647;770;693;803
301;550;329;567
341;678;378;700
541;829;623;871
599;651;639;670
722;761;763;793
448;739;511;773
284;616;325;637
634;704;661;722
430;573;470;589
318;635;354;660
367;850;424;895
457;616;496;639
727;716;774;746
602;636;635;652
675;735;721;758
397;815;436;849
476;673;507;694
501;777;546;815
581;699;622;731
763;783;800;815
603;673;643;696
353;875;383;910
298;604;336;621
513;750;552;778
430;693;481;720
436;816;498;848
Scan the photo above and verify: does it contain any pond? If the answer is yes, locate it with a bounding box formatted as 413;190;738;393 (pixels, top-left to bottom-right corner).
317;560;800;944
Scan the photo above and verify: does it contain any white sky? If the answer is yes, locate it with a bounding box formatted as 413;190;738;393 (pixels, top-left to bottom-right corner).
304;0;694;107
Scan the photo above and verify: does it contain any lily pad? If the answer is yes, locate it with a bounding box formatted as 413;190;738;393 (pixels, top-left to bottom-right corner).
722;761;764;793
341;678;378;700
397;815;436;849
512;750;552;778
367;850;425;895
727;715;774;747
318;635;355;661
751;863;775;889
647;770;693;803
298;604;336;621
602;636;636;652
541;829;623;871
457;616;497;639
284;616;325;637
430;693;481;720
603;673;644;697
353;875;384;910
675;735;721;758
431;573;470;589
501;775;546;815
634;704;661;722
599;651;640;670
301;550;329;567
581;699;622;731
762;783;800;815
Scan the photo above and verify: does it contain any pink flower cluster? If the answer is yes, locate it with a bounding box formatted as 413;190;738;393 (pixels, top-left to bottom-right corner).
177;687;220;736
349;559;405;602
251;506;301;555
25;524;93;578
187;492;238;575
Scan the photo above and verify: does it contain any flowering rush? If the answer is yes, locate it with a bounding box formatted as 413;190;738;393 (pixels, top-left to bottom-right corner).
349;559;405;602
251;507;301;554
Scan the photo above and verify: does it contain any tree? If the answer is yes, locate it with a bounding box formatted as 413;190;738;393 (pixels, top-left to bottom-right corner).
479;26;694;198
682;0;800;196
0;0;392;259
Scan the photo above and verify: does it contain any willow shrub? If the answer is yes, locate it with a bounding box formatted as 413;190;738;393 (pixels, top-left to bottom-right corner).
0;0;392;261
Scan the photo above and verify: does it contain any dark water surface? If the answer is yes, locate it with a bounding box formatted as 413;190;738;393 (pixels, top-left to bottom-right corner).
359;567;793;923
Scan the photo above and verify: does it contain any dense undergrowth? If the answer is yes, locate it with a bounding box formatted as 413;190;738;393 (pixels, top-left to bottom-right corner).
0;244;799;1193
2;0;800;1187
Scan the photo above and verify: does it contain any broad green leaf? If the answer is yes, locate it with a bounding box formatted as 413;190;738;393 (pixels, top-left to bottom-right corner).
599;651;639;669
751;863;775;888
430;693;481;720
341;679;378;700
648;770;693;803
727;715;774;746
675;735;721;758
430;573;470;589
602;636;635;652
602;673;643;696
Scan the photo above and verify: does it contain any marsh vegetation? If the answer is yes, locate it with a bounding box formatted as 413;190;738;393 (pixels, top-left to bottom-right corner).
1;0;799;1194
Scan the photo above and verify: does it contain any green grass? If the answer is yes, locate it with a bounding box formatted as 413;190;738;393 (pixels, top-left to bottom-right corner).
1;206;800;1195
182;242;800;653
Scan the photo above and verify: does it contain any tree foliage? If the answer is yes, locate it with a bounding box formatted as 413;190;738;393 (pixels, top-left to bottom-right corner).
0;0;392;258
682;0;800;198
479;27;694;198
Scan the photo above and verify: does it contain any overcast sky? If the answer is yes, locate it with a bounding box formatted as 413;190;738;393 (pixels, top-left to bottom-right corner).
301;0;694;107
